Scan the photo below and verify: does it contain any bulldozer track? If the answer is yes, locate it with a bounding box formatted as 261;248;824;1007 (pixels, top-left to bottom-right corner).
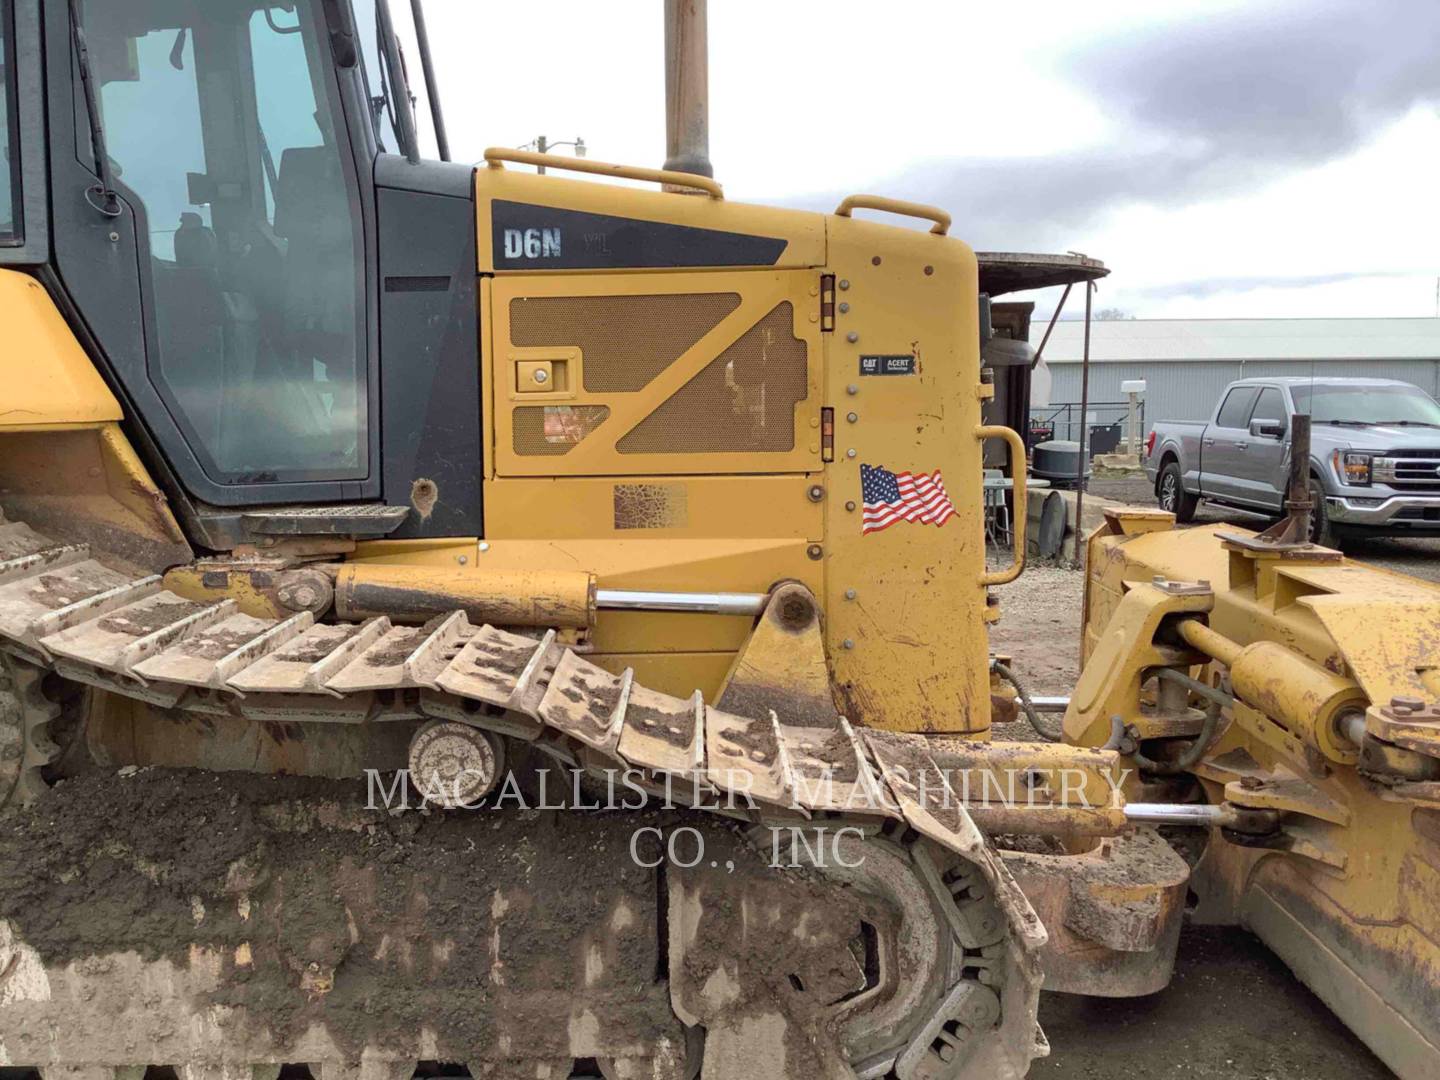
0;514;1047;1078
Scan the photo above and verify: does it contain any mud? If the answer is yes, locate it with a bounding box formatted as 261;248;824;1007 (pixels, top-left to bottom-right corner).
0;763;901;1070
0;766;679;1061
96;596;207;635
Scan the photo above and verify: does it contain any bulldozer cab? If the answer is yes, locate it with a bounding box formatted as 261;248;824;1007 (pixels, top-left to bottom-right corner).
5;0;470;522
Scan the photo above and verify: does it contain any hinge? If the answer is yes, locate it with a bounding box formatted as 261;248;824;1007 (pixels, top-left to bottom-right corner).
820;273;835;332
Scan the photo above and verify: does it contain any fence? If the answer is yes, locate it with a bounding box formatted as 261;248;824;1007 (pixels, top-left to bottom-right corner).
1028;400;1146;455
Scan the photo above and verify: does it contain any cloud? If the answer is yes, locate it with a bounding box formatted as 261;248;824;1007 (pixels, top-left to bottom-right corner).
1129;270;1420;302
781;0;1440;252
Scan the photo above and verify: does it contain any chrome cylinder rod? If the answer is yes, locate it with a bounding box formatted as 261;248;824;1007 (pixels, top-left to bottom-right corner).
1030;695;1070;713
595;589;767;616
1123;803;1237;827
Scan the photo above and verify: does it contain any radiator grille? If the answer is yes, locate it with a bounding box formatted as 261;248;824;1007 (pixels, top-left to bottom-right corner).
617;303;806;454
509;293;741;393
513;405;611;455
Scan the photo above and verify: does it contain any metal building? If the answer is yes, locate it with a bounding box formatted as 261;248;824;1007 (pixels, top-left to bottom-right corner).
1040;318;1440;439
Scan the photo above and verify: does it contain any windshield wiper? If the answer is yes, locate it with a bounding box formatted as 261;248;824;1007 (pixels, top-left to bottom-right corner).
1371;420;1440;428
68;0;121;217
1315;419;1371;426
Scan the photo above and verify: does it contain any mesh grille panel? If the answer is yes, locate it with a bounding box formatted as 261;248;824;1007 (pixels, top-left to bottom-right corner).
509;293;742;393
513;405;611;456
618;303;806;455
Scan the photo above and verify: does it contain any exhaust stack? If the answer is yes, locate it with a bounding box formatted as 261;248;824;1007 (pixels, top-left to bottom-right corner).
663;0;712;178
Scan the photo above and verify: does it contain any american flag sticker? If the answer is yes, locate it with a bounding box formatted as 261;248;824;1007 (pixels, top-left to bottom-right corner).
860;464;957;535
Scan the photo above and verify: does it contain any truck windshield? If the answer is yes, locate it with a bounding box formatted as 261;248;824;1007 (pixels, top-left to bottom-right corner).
1290;384;1440;427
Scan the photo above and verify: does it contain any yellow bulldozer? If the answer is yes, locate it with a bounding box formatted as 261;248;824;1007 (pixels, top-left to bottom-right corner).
0;1;1434;1078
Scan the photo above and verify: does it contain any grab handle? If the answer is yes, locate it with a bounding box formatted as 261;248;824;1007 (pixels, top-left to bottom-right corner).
483;148;724;199
834;194;951;235
976;425;1028;586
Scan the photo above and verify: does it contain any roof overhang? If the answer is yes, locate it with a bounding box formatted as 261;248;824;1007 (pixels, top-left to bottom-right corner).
977;252;1109;297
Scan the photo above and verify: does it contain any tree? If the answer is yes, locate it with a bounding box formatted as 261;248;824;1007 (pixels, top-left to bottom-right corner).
1094;308;1135;321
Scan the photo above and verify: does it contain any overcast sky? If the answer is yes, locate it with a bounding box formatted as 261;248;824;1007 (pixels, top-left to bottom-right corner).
395;0;1440;321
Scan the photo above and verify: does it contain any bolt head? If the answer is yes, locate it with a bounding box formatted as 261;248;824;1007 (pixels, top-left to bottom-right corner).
845;500;856;512
839;302;850;313
846;384;859;395
806;544;823;560
457;555;468;565
807;484;825;502
846;448;857;459
838;279;850;290
847;412;858;423
842;639;855;650
844;589;857;600
479;541;491;552
846;331;859;343
532;368;549;384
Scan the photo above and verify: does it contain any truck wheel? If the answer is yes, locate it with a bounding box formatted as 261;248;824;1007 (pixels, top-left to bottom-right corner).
1308;478;1338;548
1157;461;1198;523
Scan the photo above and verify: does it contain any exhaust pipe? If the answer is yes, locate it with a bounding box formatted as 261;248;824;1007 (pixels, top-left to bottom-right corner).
663;0;712;179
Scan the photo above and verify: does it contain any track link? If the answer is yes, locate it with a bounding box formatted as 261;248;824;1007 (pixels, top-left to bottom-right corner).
0;514;1047;1078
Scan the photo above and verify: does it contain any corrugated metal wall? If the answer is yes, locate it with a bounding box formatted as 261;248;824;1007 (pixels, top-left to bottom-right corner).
1046;359;1440;437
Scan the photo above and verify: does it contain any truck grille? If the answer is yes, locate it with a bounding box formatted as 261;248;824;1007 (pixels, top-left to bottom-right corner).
1374;450;1440;490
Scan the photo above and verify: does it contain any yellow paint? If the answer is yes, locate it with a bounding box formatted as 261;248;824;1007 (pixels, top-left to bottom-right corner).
0;270;120;426
821;214;993;733
474;167;824;273
0;422;186;566
1078;511;1440;1068
488;269;823;478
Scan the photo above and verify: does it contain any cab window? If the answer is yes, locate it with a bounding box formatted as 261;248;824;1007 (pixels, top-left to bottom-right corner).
83;0;364;483
1250;387;1287;430
1216;386;1260;429
0;0;20;244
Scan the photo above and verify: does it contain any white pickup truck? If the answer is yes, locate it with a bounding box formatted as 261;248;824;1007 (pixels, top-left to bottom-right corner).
1144;376;1440;546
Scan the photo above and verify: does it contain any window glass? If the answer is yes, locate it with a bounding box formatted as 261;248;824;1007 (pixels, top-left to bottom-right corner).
1250;388;1287;428
1290;384;1440;426
0;0;20;243
84;1;363;483
348;0;400;154
1216;386;1260;429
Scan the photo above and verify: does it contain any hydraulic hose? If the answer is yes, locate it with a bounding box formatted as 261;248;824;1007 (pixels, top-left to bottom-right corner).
1131;697;1224;775
992;661;1064;742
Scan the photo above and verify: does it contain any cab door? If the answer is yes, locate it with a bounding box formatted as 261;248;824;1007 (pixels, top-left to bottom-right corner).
46;0;377;506
1201;384;1260;503
1240;385;1290;510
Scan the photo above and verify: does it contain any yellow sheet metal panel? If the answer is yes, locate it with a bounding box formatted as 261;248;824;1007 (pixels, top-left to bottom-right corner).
0;423;188;572
474;167;824;273
484;475;821;540
821;216;990;734
488;270;823;477
0;270;120;426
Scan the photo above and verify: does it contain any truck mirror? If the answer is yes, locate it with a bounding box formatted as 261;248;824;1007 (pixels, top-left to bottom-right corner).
1249;418;1285;439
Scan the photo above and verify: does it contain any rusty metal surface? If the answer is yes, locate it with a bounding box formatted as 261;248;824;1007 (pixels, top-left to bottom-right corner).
1001;829;1190;997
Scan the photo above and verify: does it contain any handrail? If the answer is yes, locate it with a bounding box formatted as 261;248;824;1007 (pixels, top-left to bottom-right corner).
834;194;951;235
976;425;1028;586
482;148;724;199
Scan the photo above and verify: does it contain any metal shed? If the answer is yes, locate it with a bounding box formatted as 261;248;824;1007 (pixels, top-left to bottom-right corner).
1041;318;1440;437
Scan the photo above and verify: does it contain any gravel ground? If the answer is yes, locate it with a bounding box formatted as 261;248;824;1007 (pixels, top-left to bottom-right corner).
1089;474;1440;583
